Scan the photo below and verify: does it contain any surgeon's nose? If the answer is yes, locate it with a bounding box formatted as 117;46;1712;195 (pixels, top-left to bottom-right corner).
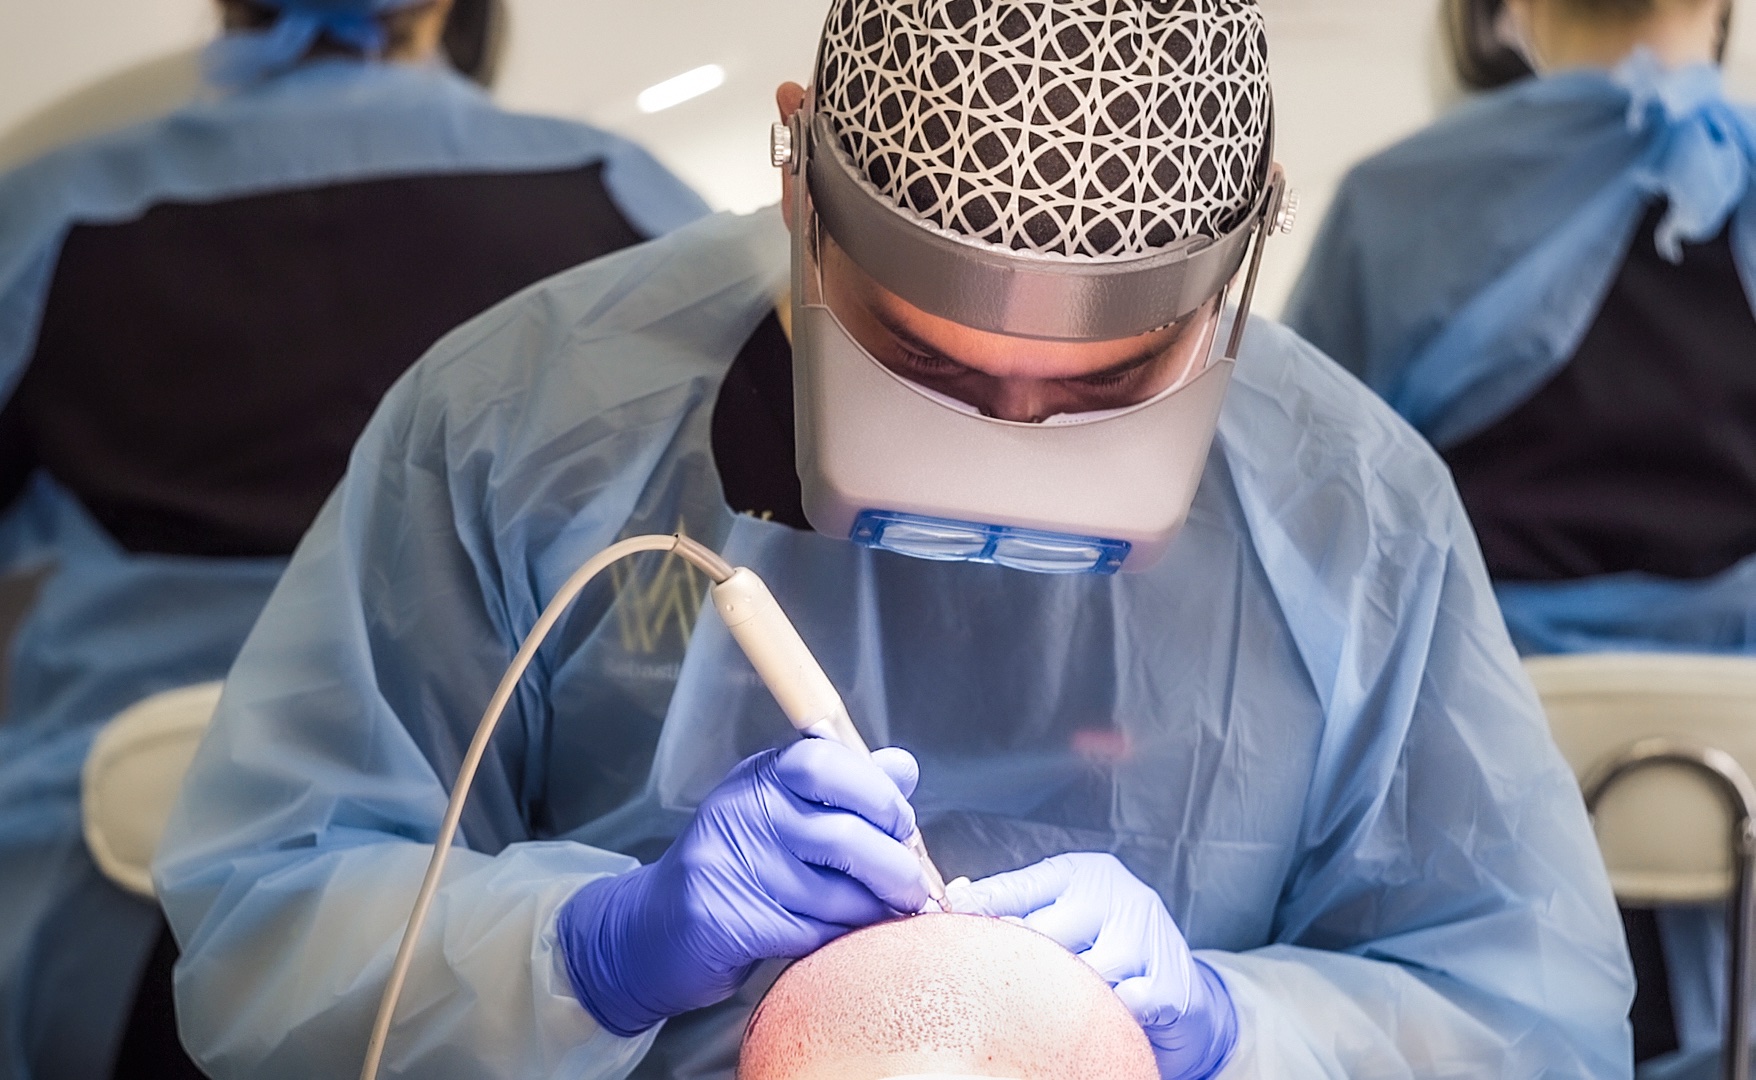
980;380;1054;424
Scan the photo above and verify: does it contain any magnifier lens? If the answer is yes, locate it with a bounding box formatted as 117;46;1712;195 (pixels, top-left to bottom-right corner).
856;517;989;561
992;534;1107;574
853;511;1129;575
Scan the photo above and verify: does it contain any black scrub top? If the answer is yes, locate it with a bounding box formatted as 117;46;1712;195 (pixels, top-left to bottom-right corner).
1445;202;1756;583
0;163;645;558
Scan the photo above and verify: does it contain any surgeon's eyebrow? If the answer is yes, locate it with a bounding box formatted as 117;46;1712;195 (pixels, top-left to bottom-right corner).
874;308;1175;382
872;310;969;369
1072;347;1166;383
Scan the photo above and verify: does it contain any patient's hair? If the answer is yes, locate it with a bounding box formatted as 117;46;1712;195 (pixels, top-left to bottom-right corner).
739;914;1157;1080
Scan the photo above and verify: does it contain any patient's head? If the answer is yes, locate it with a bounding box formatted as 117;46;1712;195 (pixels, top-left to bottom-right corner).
739;914;1157;1080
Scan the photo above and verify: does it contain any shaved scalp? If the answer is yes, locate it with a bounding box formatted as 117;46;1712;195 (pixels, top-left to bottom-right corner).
739;914;1157;1080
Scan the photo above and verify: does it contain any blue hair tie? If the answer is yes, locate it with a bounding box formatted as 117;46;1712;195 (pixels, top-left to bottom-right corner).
1616;47;1756;262
203;2;396;87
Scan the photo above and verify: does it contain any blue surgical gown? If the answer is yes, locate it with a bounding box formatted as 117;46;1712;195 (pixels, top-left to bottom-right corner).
0;59;706;1080
155;207;1634;1079
1284;53;1756;1073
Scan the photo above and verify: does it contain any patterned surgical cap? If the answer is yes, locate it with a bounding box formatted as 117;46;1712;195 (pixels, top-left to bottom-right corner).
815;0;1272;260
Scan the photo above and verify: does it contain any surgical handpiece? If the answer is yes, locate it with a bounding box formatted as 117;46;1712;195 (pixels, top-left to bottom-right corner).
711;566;952;912
363;535;950;1080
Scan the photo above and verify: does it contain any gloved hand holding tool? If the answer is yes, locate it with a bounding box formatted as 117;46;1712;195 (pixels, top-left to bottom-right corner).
952;852;1239;1080
558;739;930;1036
357;539;948;1076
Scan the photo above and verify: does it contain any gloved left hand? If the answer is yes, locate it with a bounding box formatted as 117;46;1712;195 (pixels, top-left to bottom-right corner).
950;852;1238;1080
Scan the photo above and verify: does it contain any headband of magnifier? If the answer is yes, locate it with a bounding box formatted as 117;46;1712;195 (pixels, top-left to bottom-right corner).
802;108;1276;343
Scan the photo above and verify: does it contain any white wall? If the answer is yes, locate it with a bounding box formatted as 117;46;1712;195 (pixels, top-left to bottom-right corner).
5;1;1756;315
1257;0;1448;313
493;0;830;216
0;0;215;134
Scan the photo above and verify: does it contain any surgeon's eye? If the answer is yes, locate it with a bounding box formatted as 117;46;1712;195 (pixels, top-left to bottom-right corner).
895;346;963;376
1071;365;1148;390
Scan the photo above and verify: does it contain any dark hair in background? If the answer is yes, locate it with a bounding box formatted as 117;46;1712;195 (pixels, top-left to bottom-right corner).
1445;0;1535;90
218;0;507;86
442;0;507;86
1444;0;1731;91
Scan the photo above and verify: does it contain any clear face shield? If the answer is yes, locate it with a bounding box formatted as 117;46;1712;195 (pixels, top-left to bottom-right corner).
778;105;1290;575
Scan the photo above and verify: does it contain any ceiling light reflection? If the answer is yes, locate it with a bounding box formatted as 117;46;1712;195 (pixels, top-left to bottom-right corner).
637;64;727;114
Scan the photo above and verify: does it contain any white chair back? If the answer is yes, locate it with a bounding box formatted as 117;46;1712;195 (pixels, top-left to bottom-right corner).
1528;653;1756;906
81;681;224;899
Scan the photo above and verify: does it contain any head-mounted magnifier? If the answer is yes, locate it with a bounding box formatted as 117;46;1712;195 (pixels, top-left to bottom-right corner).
776;101;1291;575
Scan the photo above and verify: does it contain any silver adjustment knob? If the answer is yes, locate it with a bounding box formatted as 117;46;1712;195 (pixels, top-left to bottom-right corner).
770;122;794;169
1275;190;1300;236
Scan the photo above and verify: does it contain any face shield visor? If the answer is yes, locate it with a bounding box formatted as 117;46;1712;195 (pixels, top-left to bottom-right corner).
779;105;1290;575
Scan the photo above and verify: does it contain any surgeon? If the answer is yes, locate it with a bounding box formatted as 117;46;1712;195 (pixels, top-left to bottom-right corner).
1285;0;1751;1070
156;1;1634;1078
0;2;706;1078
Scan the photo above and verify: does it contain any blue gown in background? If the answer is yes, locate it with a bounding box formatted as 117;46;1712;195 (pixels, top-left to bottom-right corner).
156;208;1634;1079
1285;51;1756;656
1285;51;1756;1073
0;59;707;1080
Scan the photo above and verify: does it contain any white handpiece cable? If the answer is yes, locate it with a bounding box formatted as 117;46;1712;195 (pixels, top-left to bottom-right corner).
359;534;949;1080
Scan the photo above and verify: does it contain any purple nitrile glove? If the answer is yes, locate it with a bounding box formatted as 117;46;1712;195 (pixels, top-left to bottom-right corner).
951;852;1238;1080
557;740;929;1036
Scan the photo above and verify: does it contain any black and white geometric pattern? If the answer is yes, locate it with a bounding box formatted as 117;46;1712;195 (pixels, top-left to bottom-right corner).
815;0;1271;260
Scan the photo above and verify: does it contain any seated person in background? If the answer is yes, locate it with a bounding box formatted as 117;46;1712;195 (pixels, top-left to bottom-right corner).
1286;0;1748;1068
739;914;1157;1080
0;1;705;1078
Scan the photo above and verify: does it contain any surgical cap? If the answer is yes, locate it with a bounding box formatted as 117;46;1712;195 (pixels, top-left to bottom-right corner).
206;0;434;86
813;0;1272;260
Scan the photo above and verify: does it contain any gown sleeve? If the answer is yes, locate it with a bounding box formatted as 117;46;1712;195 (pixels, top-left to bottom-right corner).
0;161;61;569
152;298;663;1080
1201;531;1635;1075
1204;325;1635;1077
